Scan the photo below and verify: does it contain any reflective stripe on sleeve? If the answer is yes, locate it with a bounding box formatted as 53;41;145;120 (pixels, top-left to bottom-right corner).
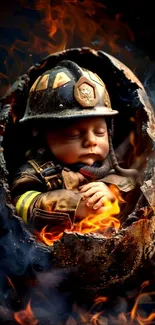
16;191;41;223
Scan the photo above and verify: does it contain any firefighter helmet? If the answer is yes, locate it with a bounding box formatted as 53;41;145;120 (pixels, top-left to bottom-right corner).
20;60;118;123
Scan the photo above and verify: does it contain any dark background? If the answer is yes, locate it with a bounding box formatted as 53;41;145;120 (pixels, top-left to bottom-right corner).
0;0;155;103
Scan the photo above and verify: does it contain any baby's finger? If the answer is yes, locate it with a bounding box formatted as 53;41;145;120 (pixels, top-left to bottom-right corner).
82;187;100;200
86;191;105;207
87;191;116;206
79;182;100;192
93;197;107;210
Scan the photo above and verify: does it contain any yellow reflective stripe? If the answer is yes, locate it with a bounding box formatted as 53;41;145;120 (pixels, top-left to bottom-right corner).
16;191;41;223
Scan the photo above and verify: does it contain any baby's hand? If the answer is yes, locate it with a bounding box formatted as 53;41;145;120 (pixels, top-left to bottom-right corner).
79;182;116;211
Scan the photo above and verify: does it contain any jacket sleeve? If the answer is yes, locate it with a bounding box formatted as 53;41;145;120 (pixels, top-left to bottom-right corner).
10;163;82;232
101;172;141;222
101;173;136;192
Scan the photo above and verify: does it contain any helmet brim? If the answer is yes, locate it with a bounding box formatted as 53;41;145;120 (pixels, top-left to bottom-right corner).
19;106;118;123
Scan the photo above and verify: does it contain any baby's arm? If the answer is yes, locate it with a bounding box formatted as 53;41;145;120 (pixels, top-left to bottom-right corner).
11;170;81;232
11;163;98;231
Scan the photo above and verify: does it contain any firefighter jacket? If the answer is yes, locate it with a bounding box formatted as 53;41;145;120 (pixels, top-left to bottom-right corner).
10;150;137;232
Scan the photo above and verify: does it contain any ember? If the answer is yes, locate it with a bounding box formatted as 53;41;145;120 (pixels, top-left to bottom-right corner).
7;277;16;293
14;300;38;325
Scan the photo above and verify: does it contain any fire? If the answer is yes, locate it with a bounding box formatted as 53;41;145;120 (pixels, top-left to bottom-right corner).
27;0;134;52
6;277;155;325
93;296;108;305
91;311;103;325
0;0;135;97
39;226;63;246
65;289;155;325
14;300;38;325
130;292;155;324
109;184;125;203
39;185;122;246
72;198;120;234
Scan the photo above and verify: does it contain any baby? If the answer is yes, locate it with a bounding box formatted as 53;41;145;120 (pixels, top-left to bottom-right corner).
10;60;137;232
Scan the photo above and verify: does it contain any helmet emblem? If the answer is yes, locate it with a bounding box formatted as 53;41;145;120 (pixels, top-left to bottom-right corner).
30;74;50;92
74;76;98;107
30;76;41;92
53;72;71;89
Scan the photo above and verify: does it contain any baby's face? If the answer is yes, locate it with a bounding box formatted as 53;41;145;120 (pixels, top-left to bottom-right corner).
45;117;109;166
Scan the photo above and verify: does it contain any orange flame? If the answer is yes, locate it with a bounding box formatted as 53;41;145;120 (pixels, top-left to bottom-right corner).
12;284;155;324
14;300;38;325
137;312;155;325
109;184;125;203
72;185;122;235
68;290;155;325
140;281;150;290
39;226;63;246
39;194;121;246
130;292;155;323
38;185;123;246
72;199;120;234
0;0;136;96
91;311;103;325
93;296;108;306
7;277;16;292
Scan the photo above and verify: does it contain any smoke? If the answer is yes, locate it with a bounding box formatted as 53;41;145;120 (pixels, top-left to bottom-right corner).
0;185;75;324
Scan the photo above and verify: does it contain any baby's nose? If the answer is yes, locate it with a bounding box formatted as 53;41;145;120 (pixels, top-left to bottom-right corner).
83;131;97;147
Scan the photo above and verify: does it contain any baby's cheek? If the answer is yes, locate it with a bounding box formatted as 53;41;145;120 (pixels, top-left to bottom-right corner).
102;142;109;157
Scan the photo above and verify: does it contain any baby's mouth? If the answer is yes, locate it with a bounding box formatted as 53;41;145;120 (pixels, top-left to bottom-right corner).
79;153;102;163
80;153;100;158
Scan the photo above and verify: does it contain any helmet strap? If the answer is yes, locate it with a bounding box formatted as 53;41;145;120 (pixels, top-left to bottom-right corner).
79;155;112;179
108;129;138;179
